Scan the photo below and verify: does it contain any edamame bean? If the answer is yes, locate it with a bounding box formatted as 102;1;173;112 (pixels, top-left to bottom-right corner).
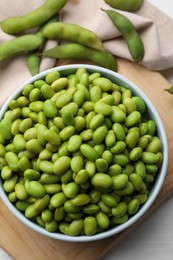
90;114;104;130
24;169;40;181
94;102;112;116
53;156;71;176
68;219;84;236
95;158;108;173
129;147;142;161
74;170;89;185
125;111;141;127
112;174;128;190
142;152;159;164
112;202;127;217
90;86;102;102
5;151;19;172
110;141;126;154
45;220;58;232
0;118;12;140
108;164;122;176
130;173;144;191
67;135;82;152
80;144;99;162
95;211;109;229
71;156;84;173
3;175;18;193
93;125;108;145
26;181;46;198
46;70;60;85
132;96;146;114
50;192;67;208
146;137;161;153
91;173;112;189
128;199;140;215
84;216;97;236
112;154;129;167
102;194;117;207
34;194;50;212
105;130;116;147
44;184;61;194
63;182;80;199
26;139;43;154
1;166;12;180
43;99;58;118
39;160;54;174
111;106;126;123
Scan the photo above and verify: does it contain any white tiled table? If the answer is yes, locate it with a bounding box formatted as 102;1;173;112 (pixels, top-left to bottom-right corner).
1;1;173;259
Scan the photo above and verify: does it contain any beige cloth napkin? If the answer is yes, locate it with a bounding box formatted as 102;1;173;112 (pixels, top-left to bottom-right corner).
1;0;173;107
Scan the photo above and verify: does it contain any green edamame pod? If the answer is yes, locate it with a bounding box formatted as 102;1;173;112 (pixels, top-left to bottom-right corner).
104;0;143;11
43;22;105;51
102;9;144;62
0;35;43;62
27;16;58;76
43;43;117;71
1;0;68;35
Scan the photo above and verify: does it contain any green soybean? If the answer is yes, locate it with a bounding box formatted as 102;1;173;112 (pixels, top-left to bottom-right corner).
67;135;82;152
53;156;71;176
94;102;112;116
91;173;112;189
112;202;127;217
84;216;97;236
43;99;58;118
68;219;84;236
80;144;99;162
112;174;128;190
128;199;140;215
95;211;109;229
26;181;46;198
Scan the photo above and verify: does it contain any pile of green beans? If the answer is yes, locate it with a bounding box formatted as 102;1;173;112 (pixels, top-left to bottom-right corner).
0;67;163;236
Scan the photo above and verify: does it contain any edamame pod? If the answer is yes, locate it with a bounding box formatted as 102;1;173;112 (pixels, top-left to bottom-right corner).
102;9;144;62
43;22;105;51
0;35;43;62
104;0;143;11
1;0;68;34
43;43;117;71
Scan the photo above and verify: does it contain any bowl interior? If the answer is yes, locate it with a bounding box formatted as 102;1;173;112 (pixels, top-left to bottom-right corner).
0;64;168;242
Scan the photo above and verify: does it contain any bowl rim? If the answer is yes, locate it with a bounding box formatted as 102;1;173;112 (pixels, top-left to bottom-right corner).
0;64;168;242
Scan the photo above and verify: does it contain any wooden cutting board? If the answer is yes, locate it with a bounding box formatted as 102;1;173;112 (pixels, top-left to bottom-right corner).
0;58;173;260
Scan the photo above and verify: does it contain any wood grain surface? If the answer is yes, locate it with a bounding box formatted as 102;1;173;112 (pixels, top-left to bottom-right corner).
0;58;173;260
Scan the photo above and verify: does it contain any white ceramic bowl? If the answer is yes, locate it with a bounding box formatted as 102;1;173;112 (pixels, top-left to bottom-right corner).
0;64;168;242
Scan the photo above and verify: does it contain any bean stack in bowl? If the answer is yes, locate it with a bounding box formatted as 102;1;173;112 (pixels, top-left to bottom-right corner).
0;64;168;242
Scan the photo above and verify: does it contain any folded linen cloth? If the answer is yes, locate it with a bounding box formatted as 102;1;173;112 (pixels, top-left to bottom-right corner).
0;0;173;107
